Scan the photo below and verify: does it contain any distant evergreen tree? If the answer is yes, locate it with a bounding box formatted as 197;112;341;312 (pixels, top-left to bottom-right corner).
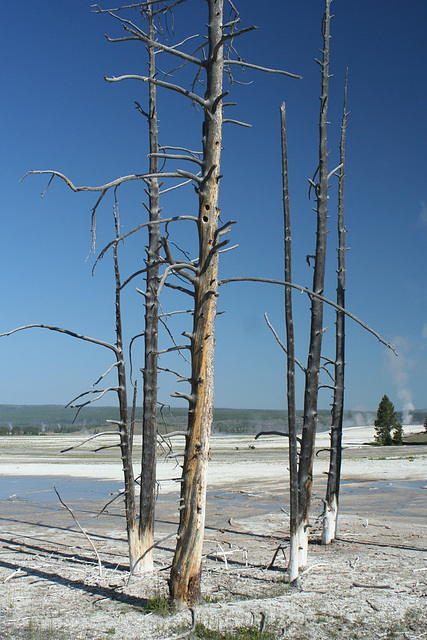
424;415;427;433
374;395;398;445
392;422;404;445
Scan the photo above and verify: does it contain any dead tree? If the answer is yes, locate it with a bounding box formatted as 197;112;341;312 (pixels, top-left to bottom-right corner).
164;1;299;608
0;206;143;572
280;103;299;586
322;71;348;545
167;0;226;607
138;4;161;573
221;4;396;580
111;207;144;572
297;0;332;567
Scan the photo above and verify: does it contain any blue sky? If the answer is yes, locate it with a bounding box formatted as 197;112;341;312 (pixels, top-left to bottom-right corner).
1;1;426;416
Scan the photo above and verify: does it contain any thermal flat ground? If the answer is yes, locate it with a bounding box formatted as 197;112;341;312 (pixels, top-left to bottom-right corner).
0;428;426;639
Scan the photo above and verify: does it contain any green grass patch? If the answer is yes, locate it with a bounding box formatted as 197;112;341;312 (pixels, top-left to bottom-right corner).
143;593;172;617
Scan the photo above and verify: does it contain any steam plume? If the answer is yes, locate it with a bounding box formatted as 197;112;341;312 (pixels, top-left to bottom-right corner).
386;337;414;425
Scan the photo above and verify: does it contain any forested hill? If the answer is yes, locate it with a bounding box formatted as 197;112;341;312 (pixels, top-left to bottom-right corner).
0;404;425;436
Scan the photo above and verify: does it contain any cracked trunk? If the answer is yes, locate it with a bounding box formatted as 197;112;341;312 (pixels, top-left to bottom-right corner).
139;8;160;573
169;0;224;609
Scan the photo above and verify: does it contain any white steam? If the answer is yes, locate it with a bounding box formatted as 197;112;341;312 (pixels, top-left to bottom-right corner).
343;412;375;428
386;337;415;425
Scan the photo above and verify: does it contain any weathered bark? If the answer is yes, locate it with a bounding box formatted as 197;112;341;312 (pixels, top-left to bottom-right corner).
113;234;142;573
297;0;332;567
280;103;299;585
139;6;160;574
322;70;348;545
169;0;224;609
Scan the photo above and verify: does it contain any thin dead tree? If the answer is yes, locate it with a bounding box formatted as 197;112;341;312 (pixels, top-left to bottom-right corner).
322;70;349;545
280;102;299;586
297;0;332;567
110;204;143;572
0;205;143;572
139;4;161;573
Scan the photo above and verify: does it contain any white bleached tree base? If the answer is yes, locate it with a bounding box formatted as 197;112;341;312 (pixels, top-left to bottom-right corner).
321;493;338;545
297;522;309;568
288;531;300;585
128;525;144;575
136;529;154;573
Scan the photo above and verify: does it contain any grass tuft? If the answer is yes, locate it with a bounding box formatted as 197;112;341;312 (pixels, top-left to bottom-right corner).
143;593;172;617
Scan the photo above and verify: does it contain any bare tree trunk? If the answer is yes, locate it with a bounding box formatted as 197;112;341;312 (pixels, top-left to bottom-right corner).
297;0;332;568
169;0;224;609
113;220;142;573
322;70;348;545
139;5;160;574
280;103;299;585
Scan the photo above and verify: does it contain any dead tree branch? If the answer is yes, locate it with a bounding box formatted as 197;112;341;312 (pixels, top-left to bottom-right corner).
264;312;306;373
0;324;118;355
54;487;103;576
219;278;397;355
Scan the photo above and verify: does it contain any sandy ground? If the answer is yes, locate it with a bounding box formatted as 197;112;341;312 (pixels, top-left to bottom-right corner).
0;427;426;639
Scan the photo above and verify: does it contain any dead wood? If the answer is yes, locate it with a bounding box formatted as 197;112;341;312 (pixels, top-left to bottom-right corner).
352;582;392;589
54;487;103;576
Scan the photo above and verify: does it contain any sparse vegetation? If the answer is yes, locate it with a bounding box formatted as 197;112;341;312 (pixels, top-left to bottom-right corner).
192;623;277;640
142;593;172;617
2;621;71;640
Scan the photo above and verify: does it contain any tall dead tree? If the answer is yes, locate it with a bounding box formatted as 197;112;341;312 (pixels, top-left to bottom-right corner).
97;2;164;571
164;1;300;608
168;0;225;608
297;0;332;567
139;4;161;573
110;206;143;572
322;70;348;545
280;103;299;585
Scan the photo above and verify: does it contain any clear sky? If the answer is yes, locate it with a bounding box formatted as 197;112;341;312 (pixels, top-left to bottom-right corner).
1;1;426;417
